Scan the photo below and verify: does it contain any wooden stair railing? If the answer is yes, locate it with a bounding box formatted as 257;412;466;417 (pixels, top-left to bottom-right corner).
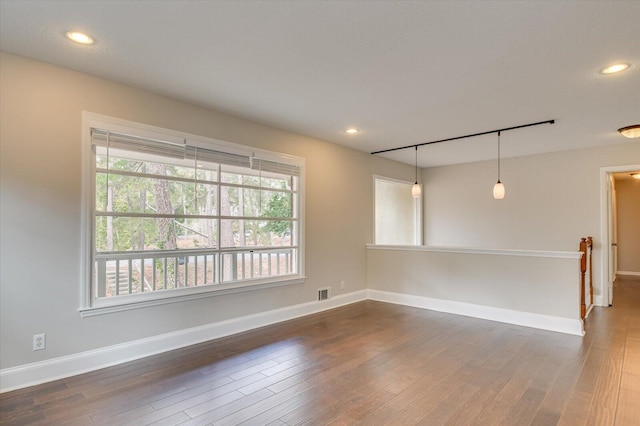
579;236;594;320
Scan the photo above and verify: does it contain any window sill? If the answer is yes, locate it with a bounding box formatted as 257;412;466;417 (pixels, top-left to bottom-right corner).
79;276;305;318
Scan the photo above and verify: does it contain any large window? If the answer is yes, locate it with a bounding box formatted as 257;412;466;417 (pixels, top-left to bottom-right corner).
374;176;421;245
81;114;304;313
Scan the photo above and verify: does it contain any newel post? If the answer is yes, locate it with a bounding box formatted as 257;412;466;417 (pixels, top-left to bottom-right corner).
579;238;587;320
587;236;593;305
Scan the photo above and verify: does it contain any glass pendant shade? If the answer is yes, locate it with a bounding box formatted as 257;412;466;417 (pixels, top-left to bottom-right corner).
492;131;505;199
493;181;505;199
412;182;421;198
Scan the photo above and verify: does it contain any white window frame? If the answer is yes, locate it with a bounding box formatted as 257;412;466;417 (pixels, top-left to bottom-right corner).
80;112;305;317
373;175;422;245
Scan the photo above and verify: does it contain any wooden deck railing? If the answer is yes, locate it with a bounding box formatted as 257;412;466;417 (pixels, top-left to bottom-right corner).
579;236;594;320
94;247;297;298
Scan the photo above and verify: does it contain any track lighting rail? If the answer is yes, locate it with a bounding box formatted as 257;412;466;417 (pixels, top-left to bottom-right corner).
370;119;555;155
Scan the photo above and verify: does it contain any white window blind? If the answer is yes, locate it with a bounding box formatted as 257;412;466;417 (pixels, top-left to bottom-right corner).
91;128;301;175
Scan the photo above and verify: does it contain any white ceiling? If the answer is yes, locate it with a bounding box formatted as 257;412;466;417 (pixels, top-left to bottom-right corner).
1;0;638;167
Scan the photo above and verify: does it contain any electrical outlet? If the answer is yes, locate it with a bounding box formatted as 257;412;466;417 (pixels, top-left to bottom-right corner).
340;280;345;290
33;334;46;351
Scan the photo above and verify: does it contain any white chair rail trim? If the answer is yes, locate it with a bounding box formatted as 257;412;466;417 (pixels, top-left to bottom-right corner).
367;244;583;259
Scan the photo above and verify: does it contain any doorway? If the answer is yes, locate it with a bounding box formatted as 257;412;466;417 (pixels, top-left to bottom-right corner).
600;164;640;306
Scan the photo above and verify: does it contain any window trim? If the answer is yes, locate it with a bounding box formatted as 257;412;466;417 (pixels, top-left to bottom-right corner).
80;112;305;316
373;175;422;246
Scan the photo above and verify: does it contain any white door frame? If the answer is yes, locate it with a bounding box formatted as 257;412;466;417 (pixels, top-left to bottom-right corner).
600;164;640;306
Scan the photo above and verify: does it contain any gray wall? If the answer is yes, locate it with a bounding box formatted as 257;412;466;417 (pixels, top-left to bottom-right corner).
422;142;640;301
0;52;414;369
367;248;579;320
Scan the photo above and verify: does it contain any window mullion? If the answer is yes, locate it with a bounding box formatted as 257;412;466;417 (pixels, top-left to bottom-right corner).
217;162;222;285
95;212;220;219
193;147;199;214
96;167;218;185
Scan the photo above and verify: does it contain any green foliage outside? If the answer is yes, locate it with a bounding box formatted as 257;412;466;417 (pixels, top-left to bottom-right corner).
95;154;295;252
261;190;292;236
95;155;215;252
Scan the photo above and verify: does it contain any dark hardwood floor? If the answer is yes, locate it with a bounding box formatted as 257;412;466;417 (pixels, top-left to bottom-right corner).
2;277;639;425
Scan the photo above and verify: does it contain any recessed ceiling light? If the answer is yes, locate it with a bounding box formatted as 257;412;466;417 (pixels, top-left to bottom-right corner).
344;128;360;135
65;31;94;45
631;173;640;180
600;63;629;75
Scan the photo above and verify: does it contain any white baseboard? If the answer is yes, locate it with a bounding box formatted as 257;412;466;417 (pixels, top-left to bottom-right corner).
593;295;605;306
367;289;584;337
617;271;640;277
1;287;587;393
0;290;367;393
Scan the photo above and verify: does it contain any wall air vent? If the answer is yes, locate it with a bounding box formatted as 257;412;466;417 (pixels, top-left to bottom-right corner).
318;288;330;301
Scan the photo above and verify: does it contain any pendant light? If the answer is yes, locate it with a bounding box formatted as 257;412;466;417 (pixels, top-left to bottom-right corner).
493;131;505;199
412;145;421;198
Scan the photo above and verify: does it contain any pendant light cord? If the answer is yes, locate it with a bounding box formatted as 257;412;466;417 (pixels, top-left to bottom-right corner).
414;145;418;184
497;131;501;182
